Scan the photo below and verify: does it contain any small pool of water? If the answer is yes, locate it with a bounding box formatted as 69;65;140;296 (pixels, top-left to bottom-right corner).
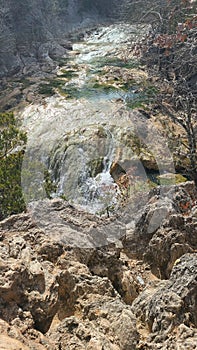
61;82;137;102
88;90;132;102
21;23;163;218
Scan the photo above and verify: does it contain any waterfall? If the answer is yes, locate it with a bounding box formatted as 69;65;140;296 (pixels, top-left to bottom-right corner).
78;128;120;214
20;23;158;216
47;126;120;214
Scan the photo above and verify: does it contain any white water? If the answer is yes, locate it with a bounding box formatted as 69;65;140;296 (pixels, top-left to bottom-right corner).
73;128;121;213
20;23;153;214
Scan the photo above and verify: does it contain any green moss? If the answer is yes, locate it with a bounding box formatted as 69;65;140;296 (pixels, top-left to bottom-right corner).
58;57;70;67
90;56;140;69
13;77;34;89
49;79;64;88
59;81;117;100
38;84;55;96
96;126;108;138
88;157;104;177
92;82;104;89
175;174;187;183
59;69;78;79
144;85;158;97
157;173;187;185
59;86;79;99
60;194;68;201
126;99;146;109
92;82;117;91
125;84;158;110
38;79;65;96
121;80;138;91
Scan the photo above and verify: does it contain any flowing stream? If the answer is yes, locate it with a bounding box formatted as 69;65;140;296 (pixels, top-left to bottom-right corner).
20;23;174;215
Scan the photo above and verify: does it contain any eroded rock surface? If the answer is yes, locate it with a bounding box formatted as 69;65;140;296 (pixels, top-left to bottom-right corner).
0;0;122;78
132;253;197;349
122;181;197;277
0;181;196;349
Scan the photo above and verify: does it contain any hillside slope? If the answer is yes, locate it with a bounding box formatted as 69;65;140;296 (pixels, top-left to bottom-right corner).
0;0;121;77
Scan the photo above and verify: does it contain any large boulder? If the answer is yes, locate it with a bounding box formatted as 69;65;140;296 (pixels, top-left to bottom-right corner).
0;202;140;349
0;182;196;348
122;182;197;277
131;253;197;349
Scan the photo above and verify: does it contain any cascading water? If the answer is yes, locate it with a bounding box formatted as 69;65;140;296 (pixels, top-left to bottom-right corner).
48;127;121;214
76;129;121;214
21;22;172;219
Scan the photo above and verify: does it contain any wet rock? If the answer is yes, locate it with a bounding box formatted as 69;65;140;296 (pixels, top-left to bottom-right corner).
110;162;126;182
157;173;187;185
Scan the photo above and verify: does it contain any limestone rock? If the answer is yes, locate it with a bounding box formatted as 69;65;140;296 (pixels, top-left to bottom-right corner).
131;253;197;349
0;182;196;348
0;335;30;350
122;181;197;278
48;299;139;350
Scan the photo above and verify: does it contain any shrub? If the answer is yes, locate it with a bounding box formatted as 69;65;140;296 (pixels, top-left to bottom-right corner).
0;112;27;219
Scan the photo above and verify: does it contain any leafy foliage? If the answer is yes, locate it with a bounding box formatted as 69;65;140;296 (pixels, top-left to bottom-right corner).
0;112;27;219
0;112;27;158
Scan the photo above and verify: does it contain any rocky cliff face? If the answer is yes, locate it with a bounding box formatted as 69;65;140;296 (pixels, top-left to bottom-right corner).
0;0;121;77
0;181;196;349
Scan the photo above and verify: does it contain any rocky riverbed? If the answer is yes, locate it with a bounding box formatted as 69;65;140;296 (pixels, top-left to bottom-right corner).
0;23;196;349
17;23;181;216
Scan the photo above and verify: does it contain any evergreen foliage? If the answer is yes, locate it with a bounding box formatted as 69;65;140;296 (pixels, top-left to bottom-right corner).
0;112;27;219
